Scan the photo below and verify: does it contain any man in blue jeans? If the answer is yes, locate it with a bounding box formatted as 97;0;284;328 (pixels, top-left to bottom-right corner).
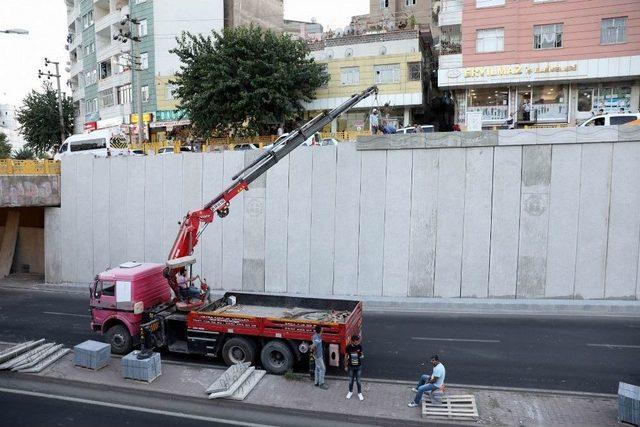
311;325;328;390
408;355;446;407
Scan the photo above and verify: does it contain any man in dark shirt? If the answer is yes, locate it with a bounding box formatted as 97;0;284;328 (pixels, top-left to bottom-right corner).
345;334;364;401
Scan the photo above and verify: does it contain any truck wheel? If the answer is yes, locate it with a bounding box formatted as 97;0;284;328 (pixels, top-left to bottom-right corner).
106;324;132;355
222;337;257;365
260;340;294;375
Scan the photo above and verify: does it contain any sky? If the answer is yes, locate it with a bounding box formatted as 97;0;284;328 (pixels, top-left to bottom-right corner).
0;0;368;107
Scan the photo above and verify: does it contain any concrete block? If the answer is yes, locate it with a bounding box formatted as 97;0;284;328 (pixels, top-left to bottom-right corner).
425;132;462;148
545;145;581;298
201;153;224;290
489;146;522;298
243;151;266;292
498;129;537;146
74;340;110;370
222;151;244;291
310;146;337;296
461;147;493;298
382;150;412;297
462;130;498;147
536;127;577;145
605;142;640;299
576;126;618;143
408;150;438;298
264;155;289;294
286;147;312;294
333;143;361;296
358;134;425;150
575;144;612;299
618;125;640;142
434;148;465;298
357;150;387;296
122;350;161;383
206;362;251;394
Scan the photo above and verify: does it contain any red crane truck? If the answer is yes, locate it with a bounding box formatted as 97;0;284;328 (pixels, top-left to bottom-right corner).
90;86;378;374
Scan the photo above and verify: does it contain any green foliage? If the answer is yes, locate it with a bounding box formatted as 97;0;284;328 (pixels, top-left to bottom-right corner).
15;82;74;157
171;25;329;138
12;147;35;160
0;132;12;159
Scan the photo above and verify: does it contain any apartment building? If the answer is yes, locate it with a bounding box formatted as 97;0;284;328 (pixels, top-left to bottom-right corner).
283;19;323;41
307;30;427;131
353;0;434;31
0;103;25;149
224;0;283;33
435;0;640;126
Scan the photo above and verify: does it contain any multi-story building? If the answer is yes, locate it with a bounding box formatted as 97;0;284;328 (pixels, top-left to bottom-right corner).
224;0;283;33
353;0;434;33
307;30;428;132
435;0;640;127
0;103;25;149
283;19;323;41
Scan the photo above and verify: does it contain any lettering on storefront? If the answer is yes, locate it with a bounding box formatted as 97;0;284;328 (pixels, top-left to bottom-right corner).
463;63;578;78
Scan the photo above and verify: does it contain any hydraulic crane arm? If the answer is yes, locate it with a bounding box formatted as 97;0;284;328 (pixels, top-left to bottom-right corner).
167;85;379;263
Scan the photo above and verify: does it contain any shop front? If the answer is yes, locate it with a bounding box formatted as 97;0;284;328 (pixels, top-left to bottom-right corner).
149;110;191;143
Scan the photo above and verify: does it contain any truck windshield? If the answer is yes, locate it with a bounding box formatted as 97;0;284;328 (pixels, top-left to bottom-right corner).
70;138;107;152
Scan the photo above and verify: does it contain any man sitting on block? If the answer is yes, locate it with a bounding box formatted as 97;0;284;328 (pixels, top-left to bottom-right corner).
408;354;446;407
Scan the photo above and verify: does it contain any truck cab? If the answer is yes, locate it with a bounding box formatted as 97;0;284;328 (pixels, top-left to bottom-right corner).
90;262;172;354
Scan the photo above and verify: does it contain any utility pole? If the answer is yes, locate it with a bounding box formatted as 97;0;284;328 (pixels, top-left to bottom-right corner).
114;8;143;144
38;58;66;145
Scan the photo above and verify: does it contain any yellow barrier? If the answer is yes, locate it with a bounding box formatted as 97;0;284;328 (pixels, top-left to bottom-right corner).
0;159;61;175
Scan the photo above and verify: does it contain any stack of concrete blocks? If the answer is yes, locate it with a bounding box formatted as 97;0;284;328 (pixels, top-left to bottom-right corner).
74;340;111;370
122;350;162;383
618;382;640;425
206;362;266;400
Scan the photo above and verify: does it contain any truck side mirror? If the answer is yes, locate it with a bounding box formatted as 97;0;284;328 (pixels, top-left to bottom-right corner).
93;282;102;299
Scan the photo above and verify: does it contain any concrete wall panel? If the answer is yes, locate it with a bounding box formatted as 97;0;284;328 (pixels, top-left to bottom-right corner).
44;208;62;283
60;157;78;282
181;154;203;278
75;159;94;282
461;147;493;298
201;153;224;290
286;148;313;294
489;146;522;298
144;155;164;264
605;142;640;299
222;151;245;290
109;157;128;269
407;150;438;297
333;144;361;296
382;150;413;297
310;146;337;296
546;145;581;298
434;148;466;298
357;150;387;296
242;150;266;292
92;159;110;274
126;156;146;265
575;144;612;299
265;155;289;293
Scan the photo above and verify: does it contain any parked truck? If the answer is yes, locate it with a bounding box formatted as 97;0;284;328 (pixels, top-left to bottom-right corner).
90;86;379;374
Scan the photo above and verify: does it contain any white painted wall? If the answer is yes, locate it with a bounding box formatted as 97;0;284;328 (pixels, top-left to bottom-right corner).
311;38;420;62
48;136;640;300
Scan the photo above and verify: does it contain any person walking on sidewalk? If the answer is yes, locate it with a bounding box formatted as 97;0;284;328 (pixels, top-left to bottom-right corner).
311;325;328;389
408;355;445;407
345;334;364;401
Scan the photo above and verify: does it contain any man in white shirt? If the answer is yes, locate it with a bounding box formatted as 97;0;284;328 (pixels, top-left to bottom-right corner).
408;355;446;407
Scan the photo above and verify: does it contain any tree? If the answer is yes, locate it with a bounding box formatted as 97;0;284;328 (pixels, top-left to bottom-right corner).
0;132;12;159
15;82;74;156
12;147;35;160
171;25;329;138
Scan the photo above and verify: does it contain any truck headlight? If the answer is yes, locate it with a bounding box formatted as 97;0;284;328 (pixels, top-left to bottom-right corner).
133;301;144;314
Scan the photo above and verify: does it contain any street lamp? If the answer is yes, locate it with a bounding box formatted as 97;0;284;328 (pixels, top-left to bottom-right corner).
1;28;29;35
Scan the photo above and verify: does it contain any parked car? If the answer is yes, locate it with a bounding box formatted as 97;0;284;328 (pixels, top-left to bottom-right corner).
54;128;129;161
396;125;435;134
320;138;339;146
579;113;640;127
157;146;192;154
232;143;258;151
263;132;321;150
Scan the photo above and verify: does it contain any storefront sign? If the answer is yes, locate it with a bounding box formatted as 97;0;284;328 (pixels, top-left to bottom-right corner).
130;113;153;124
85;112;100;123
149;119;191;129
463;63;578;78
155;109;188;122
84;121;97;132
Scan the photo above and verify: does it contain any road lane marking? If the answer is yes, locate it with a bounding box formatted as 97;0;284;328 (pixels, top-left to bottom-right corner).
411;337;500;343
0;387;274;427
587;343;640;349
43;311;90;318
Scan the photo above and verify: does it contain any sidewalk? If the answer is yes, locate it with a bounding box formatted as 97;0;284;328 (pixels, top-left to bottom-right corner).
20;351;618;426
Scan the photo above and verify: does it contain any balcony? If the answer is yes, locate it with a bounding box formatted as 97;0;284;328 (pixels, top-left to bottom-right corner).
98;71;131;92
438;53;462;69
95;10;121;33
96;41;128;63
438;0;462;26
69;60;83;78
72;86;85;102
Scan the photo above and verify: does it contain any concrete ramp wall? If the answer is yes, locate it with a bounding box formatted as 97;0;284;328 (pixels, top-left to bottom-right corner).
46;126;640;300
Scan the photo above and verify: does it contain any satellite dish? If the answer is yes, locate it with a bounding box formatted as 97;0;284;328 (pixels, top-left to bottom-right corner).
334;27;343;36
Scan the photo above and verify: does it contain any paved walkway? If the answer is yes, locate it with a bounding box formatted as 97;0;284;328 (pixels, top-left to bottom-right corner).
26;352;618;426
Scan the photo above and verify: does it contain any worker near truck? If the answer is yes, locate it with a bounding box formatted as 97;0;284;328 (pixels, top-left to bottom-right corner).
176;268;200;301
408;355;446;407
311;325;328;389
345;334;364;401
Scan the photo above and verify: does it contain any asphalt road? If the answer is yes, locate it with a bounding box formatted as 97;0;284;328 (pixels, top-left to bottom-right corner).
0;286;638;393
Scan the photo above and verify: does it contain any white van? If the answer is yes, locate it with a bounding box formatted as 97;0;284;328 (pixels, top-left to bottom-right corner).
579;113;640;127
54;128;130;161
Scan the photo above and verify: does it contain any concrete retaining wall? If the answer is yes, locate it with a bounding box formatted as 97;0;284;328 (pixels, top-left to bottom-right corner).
0;175;60;207
47;126;640;300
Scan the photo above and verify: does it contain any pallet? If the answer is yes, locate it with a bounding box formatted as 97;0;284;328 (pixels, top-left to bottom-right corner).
422;394;478;421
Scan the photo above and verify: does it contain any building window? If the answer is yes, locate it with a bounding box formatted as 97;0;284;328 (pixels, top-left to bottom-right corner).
578;88;594;112
140;52;149;70
476;28;504;53
408;62;421;81
141;85;149;103
84;42;95;57
594;85;631;112
319;64;329;88
374;64;400;84
601;17;627;44
476;0;505;7
467;88;509;121
82;11;94;29
85;98;98;113
165;84;178;100
99;88;114;109
519;85;568;122
405;0;416;6
117;84;132;105
85;69;97;86
138;19;148;37
135;0;147;3
99;60;112;79
340;67;360;86
380;0;389;9
533;23;563;49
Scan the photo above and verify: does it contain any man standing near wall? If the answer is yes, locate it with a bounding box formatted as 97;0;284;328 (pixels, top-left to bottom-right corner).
311;325;328;389
370;109;379;134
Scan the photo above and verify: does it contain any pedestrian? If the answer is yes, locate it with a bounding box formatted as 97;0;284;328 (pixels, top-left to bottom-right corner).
345;334;364;401
370;109;380;134
408;355;446;407
598;108;605;115
413;123;422;133
311;325;328;389
522;99;531;122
